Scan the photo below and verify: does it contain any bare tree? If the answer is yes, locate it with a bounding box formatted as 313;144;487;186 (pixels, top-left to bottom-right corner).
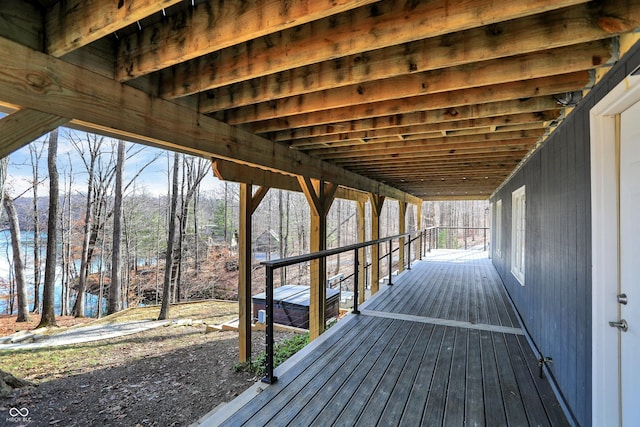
158;153;180;320
108;140;126;314
38;129;59;328
59;154;73;316
28;142;45;313
3;192;29;322
174;156;209;300
71;134;103;317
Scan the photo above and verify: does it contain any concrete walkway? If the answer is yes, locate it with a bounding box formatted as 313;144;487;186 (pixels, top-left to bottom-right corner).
0;320;171;351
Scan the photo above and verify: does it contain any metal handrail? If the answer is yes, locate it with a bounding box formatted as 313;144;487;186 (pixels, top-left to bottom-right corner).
259;228;428;384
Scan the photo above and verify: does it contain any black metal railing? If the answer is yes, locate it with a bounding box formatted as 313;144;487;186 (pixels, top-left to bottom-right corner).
259;229;426;384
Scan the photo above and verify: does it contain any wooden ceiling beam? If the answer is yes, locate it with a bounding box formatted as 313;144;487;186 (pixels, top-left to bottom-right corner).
359;167;516;179
116;0;377;81
46;0;182;57
289;115;552;148
362;163;517;173
262;72;588;137
329;123;547;146
0;109;69;158
275;97;562;143
331;146;535;164
377;172;511;181
201;0;639;112
228;41;609;126
321;141;537;161
161;0;590;98
0;35;418;205
211;158;369;202
345;154;525;170
305;130;544;158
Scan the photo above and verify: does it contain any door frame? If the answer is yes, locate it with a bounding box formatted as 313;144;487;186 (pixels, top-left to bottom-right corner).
590;69;640;426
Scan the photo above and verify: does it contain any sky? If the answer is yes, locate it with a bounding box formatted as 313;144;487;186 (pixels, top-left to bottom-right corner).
3;120;224;199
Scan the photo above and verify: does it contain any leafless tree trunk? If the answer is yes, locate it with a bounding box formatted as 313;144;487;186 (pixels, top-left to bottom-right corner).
60;155;73;316
28;143;45;313
108;140;126;314
72;135;102;317
38;129;59;328
158;153;180;320
97;222;108;318
175;157;209;301
3;193;29;322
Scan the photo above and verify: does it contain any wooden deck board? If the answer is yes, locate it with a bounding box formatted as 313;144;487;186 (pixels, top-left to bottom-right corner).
306;318;412;426
356;322;426;424
443;327;468;426
422;326;456;426
377;323;434;425
267;316;394;426
399;324;447;426
367;259;520;329
331;319;415;425
213;252;569;427
465;329;485;426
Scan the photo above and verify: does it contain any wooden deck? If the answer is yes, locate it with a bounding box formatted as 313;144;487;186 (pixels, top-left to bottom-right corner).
208;250;568;426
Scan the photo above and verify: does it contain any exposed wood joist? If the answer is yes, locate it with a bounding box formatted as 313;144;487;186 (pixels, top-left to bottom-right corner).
264;72;590;139
288;115;554;148
297;122;548;149
0;35;419;205
0;109;69;158
116;0;378;81
227;41;610;126
276;98;563;143
161;0;589;98
46;0;182;57
200;0;640;112
332;146;536;165
306;130;544;159
346;155;525;172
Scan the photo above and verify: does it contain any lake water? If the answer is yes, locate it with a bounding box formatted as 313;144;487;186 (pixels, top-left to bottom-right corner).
0;230;101;317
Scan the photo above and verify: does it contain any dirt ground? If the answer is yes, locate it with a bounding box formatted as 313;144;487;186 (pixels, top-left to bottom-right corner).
0;305;293;426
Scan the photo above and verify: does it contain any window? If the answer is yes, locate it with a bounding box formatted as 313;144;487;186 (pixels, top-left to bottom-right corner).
495;200;502;257
511;186;526;285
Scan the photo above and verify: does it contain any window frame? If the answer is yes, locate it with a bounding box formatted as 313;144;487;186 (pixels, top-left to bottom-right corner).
511;186;526;285
495;199;502;257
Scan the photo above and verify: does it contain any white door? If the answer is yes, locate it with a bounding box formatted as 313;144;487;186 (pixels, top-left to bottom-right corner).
619;99;640;425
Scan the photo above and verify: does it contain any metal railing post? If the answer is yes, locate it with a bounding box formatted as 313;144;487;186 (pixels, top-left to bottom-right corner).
353;248;360;314
419;230;423;260
262;265;277;384
407;233;412;270
388;239;393;286
484;227;487;251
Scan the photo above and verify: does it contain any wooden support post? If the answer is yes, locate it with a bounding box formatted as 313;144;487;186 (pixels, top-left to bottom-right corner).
238;183;269;362
398;201;407;272
369;194;385;295
298;177;337;340
417;202;423;259
356;200;366;305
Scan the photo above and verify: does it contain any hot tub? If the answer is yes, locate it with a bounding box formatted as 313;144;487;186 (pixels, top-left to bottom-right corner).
252;285;340;329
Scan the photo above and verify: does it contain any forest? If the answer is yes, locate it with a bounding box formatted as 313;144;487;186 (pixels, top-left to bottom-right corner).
0;129;490;326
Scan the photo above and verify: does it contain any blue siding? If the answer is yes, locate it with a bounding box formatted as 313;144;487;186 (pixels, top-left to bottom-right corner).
490;40;640;427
